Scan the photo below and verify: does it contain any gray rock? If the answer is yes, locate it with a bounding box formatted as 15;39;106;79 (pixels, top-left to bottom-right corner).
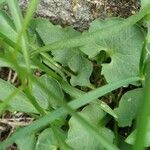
19;0;93;30
19;0;139;31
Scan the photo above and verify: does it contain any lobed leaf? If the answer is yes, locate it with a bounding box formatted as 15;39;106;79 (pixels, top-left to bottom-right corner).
0;77;140;148
36;128;58;150
53;49;93;86
15;134;36;150
114;88;143;127
32;75;64;109
0;79;37;113
66;102;114;150
35;19;93;86
31;4;150;56
81;18;144;83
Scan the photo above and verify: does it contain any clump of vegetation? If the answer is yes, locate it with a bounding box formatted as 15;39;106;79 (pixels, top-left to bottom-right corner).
0;0;150;150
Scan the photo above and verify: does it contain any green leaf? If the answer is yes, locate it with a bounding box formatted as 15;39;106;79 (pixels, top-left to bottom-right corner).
36;128;58;150
99;101;118;119
35;19;93;86
32;75;64;109
0;57;12;68
33;58;117;118
126;118;150;147
16;134;36;150
132;63;150;150
0;77;140;148
35;19;81;44
0;54;37;69
66;103;115;150
52;49;93;86
0;79;37;113
31;5;150;56
0;0;6;5
141;0;150;7
118;136;132;150
0;11;17;43
0;0;6;4
114;88;143;127
80;19;144;83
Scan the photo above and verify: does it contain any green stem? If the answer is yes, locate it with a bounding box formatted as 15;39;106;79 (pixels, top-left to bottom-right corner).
7;0;31;78
17;0;39;41
25;88;46;115
133;66;150;150
114;122;119;146
6;0;46;115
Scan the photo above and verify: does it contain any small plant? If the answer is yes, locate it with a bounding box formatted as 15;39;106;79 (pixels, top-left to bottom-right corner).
0;0;150;150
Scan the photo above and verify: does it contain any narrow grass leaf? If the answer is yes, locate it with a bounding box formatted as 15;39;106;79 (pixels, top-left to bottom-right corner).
0;76;140;149
133;63;150;150
33;59;117;118
31;4;150;55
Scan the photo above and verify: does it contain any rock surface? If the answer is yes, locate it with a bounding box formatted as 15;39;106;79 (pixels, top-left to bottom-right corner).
20;0;139;30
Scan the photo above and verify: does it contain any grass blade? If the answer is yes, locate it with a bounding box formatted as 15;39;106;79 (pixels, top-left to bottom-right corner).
33;59;117;118
0;76;140;149
7;0;30;78
17;0;39;40
7;0;38;82
133;64;150;150
31;4;150;55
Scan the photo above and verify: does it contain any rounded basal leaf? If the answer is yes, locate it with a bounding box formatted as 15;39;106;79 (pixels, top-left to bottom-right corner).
36;128;58;150
35;19;93;87
81;19;144;83
114;88;143;127
16;134;36;150
0;79;37;113
66;103;115;150
77;102;106;124
80;19;121;58
68;52;93;86
35;19;81;44
32;75;64;109
53;49;93;86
